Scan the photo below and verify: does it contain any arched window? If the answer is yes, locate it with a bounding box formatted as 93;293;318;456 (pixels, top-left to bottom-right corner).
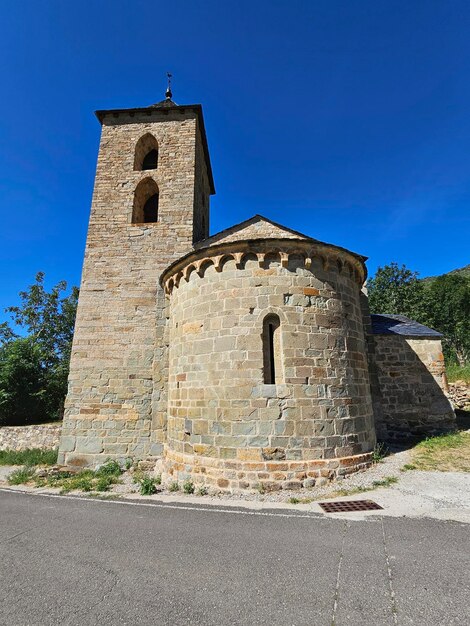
133;178;159;224
262;314;282;384
134;133;159;171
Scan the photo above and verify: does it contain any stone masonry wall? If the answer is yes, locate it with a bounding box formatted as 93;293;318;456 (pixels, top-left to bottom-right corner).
163;241;376;491
59;108;211;467
0;424;61;451
372;335;456;442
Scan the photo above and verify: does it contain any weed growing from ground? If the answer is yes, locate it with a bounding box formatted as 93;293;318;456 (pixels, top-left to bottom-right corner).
7;466;35;485
287;496;313;504
372;476;398;488
169;481;180;492
183;480;195;494
401;463;417;471
197;486;208;496
372;442;388;463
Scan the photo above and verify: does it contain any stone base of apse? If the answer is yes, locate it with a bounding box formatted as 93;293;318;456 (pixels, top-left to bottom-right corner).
161;448;374;492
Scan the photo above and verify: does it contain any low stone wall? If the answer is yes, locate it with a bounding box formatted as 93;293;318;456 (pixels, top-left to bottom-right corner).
0;423;62;451
372;336;455;443
447;382;470;412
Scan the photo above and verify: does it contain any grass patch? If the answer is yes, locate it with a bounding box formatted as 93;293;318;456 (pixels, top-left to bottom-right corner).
317;478;399;501
287;496;313;505
169;481;180;492
7;459;124;493
323;486;371;499
0;448;58;466
410;431;470;472
446;364;470;383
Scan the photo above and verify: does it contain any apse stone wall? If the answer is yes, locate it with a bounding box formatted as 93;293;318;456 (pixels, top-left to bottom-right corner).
163;243;376;491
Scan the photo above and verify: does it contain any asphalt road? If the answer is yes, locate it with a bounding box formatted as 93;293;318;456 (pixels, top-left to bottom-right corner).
0;490;468;626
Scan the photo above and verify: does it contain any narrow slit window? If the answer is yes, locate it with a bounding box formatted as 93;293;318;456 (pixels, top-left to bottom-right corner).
263;314;281;384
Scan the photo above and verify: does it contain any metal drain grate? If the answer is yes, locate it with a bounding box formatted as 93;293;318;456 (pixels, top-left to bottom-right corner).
319;499;383;513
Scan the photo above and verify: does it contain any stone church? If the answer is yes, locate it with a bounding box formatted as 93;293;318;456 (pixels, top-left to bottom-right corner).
58;91;455;491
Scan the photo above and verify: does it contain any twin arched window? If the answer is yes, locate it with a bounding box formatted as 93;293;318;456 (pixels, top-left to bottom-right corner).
132;134;159;223
263;314;281;384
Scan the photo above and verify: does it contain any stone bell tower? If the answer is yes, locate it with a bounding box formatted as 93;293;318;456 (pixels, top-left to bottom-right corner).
58;86;215;466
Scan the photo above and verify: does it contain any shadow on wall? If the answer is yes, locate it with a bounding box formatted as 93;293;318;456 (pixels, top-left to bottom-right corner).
370;333;456;445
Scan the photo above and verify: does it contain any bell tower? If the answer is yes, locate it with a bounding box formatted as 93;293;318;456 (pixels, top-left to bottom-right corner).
58;90;215;466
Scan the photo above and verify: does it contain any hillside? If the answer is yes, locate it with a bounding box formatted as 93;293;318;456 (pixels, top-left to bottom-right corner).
422;264;470;285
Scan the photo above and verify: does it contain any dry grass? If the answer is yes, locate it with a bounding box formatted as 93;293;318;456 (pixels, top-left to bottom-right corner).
408;431;470;472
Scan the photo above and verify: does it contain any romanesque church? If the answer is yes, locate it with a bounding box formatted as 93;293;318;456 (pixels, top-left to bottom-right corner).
58;91;455;491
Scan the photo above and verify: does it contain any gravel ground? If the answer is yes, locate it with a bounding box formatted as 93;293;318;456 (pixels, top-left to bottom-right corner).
0;447;412;504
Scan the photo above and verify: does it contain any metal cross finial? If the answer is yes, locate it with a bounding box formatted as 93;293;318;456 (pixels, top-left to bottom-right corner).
165;72;173;100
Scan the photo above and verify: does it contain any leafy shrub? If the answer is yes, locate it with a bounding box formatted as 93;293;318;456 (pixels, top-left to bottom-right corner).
196;486;208;496
139;475;158;495
96;460;122;478
169;481;179;492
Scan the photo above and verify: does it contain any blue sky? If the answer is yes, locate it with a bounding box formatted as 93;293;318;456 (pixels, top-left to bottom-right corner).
1;0;469;320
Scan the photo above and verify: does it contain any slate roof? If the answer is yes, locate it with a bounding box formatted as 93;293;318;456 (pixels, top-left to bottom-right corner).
371;314;442;337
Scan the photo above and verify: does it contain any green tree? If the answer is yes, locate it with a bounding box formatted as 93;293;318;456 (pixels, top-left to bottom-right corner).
0;273;78;426
368;262;470;366
0;338;48;426
425;275;470;366
367;262;427;320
